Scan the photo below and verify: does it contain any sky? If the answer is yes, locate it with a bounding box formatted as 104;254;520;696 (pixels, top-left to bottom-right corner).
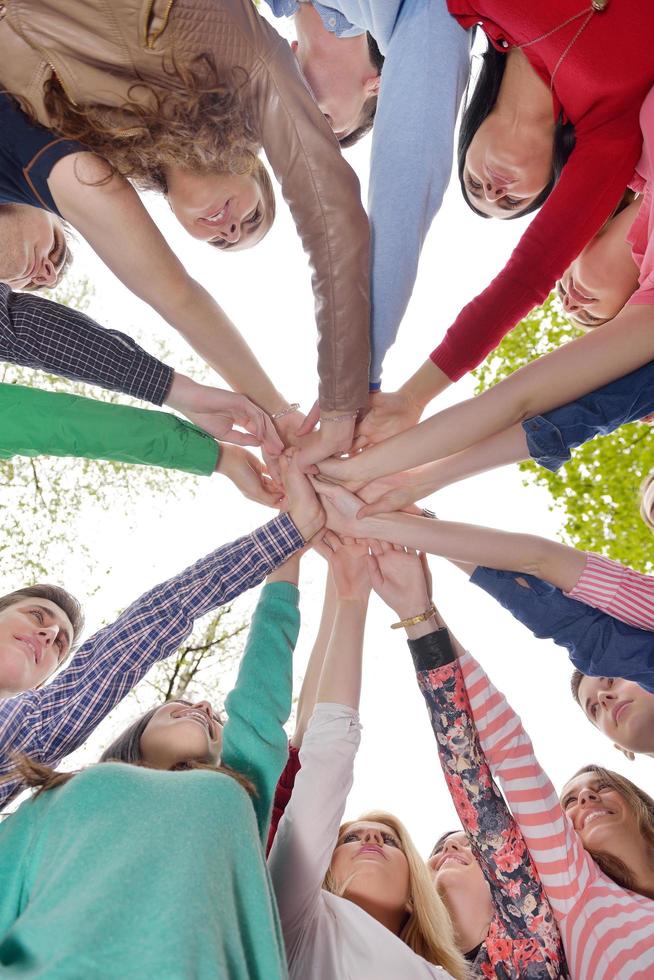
19;6;653;853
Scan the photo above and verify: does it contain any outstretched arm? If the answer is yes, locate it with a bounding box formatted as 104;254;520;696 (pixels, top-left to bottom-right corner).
320;302;654;487
223;552;301;841
368;546;567;976
49;153;289;417
368;0;469;387
314;479;587;593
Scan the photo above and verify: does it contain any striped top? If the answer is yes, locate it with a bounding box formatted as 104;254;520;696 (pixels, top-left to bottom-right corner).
461;651;654;979
567;553;654;634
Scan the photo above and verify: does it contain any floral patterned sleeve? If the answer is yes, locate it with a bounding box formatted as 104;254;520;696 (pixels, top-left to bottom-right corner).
409;629;568;980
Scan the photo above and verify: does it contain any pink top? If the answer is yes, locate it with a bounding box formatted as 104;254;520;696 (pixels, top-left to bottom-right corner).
627;87;654;307
567;552;654;633
461;650;654;979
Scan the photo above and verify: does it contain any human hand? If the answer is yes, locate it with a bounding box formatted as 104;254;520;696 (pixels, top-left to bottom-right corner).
309;477;373;538
273;408;306;449
280;452;325;542
295;412;356;471
351;390;422;451
165;372;283;455
356;470;427;518
215;445;284;508
314;532;372;602
367;542;432;620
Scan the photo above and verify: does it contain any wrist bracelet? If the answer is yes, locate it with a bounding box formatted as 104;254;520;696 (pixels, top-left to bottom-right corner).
320;411;358;424
271;403;300;420
390;603;436;630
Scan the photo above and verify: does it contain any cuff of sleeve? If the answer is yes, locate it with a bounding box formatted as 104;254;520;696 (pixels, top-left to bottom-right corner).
566;551;625;604
369;381;381;392
253;513;305;567
408;628;456;672
429;344;463;383
125;357;175;407
522;415;570;472
261;580;300;607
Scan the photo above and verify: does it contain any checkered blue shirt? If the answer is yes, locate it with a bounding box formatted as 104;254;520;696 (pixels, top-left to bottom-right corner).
0;284;173;405
0;514;304;807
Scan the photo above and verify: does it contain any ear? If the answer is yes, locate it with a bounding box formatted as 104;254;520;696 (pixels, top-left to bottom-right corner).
614;742;636;761
365;73;381;96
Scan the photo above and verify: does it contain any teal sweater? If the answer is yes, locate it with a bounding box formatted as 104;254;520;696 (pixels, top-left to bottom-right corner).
0;382;219;475
0;582;299;979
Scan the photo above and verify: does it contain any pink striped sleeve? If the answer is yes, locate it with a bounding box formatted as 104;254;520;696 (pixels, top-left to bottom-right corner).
459;651;595;917
566;553;654;632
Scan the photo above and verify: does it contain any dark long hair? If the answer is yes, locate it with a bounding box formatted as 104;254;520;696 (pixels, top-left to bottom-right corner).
9;700;255;798
458;42;576;219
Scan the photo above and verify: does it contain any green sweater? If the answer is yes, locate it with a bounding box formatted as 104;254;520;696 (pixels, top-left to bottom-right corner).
0;382;219;475
0;582;299;979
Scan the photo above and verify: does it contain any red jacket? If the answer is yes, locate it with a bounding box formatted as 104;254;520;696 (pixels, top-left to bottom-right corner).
433;0;654;380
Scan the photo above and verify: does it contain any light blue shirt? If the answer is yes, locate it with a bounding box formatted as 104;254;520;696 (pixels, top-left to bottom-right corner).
264;0;364;38
262;0;471;386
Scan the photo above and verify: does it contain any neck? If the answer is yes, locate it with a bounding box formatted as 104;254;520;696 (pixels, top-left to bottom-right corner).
439;881;492;955
294;4;369;60
495;48;554;127
346;892;407;936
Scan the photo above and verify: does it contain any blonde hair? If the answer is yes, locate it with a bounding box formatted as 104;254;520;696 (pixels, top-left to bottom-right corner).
324;810;468;979
639;469;654;532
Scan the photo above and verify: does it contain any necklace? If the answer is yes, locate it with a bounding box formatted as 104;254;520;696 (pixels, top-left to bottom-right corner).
517;0;610;91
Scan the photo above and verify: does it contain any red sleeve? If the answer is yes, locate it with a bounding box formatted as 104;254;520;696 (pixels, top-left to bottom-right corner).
431;123;642;381
265;743;302;856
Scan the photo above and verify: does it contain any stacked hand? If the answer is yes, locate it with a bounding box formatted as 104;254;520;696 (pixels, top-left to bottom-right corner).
165;372;283;457
215;445;285;508
313;532;373;603
367;542;432;621
352;390;423;450
278;452;325;543
293;400;357;471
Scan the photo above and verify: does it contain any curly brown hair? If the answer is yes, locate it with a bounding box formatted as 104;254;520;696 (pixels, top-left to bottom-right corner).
36;54;276;245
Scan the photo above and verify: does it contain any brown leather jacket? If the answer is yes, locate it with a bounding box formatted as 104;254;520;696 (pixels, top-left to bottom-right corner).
0;0;370;412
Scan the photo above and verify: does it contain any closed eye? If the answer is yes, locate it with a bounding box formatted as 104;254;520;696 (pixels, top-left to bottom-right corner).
382;832;400;848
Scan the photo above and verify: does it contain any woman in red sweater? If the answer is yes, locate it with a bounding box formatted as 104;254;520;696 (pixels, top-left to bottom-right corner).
358;0;654;447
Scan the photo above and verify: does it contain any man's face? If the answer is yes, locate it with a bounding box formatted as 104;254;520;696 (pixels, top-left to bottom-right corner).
292;6;379;141
577;675;654;757
0;205;68;290
0;599;73;696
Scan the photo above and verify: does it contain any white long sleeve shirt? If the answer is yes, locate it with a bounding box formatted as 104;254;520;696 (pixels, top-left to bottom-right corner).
268;702;453;980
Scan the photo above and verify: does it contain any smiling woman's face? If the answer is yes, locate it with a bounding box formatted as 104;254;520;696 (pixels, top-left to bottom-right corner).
165;170;270;251
556;213;640;327
428;831;489;900
139;700;224;770
0;205;68;289
560;772;639;855
330;820;411;910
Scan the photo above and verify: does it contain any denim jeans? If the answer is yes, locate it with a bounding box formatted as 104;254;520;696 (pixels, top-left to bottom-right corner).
522;360;654;471
471;567;654;692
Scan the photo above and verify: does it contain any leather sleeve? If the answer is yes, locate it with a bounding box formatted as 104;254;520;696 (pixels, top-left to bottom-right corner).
252;36;371;412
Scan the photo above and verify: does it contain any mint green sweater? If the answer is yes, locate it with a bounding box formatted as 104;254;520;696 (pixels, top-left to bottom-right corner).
0;382;218;475
0;582;299;979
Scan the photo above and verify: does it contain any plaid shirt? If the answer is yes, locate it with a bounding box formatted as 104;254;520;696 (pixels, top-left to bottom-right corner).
0;513;304;807
0;284;172;405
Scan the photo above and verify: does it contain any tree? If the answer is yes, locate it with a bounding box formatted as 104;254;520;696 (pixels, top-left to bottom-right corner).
0;275;200;587
472;294;654;572
130;604;247;710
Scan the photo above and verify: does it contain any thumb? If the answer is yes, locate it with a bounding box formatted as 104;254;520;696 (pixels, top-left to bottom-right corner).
222;429;261;448
356;496;391;519
366;553;384;592
296;400;320;437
